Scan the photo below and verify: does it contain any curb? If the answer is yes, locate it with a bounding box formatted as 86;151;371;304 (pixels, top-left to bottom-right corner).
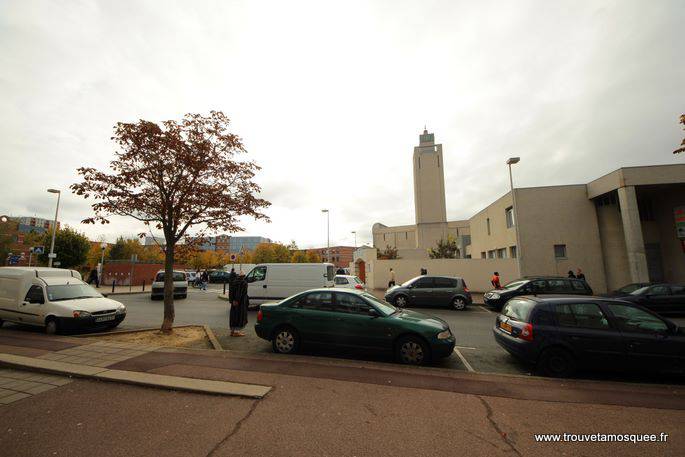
203;325;223;351
0;353;271;399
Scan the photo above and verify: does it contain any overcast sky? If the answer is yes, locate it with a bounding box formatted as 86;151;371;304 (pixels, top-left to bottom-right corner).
1;0;683;249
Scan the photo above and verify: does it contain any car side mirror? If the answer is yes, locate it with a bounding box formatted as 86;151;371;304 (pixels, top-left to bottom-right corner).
368;308;379;317
406;284;413;289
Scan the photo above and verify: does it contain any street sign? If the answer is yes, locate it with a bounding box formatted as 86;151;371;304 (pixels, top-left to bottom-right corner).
229;253;237;262
48;253;57;259
31;246;44;255
54;261;61;267
675;206;685;240
8;255;21;265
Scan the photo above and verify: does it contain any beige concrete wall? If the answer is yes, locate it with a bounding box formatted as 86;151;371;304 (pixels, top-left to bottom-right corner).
372;223;417;250
468;193;517;260
595;202;631;291
416;222;449;252
368;258;518;292
587;164;685;199
516;185;608;292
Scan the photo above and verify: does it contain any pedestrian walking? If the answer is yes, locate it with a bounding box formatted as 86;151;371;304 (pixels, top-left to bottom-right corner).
230;273;249;337
567;270;576;278
420;268;427;275
491;272;502;289
87;267;100;288
201;270;209;291
576;268;585;280
388;268;396;288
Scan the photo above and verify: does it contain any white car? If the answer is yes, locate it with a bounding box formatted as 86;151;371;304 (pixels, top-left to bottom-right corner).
151;270;188;300
0;267;126;334
333;275;367;291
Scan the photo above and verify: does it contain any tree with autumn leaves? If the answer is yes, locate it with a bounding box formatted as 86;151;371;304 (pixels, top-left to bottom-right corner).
72;112;270;333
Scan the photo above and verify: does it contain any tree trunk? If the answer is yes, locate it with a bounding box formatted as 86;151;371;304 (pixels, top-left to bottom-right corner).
161;241;175;333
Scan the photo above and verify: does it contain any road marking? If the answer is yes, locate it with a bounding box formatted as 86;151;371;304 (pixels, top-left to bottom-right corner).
453;347;475;372
455;345;477;350
478;306;493;314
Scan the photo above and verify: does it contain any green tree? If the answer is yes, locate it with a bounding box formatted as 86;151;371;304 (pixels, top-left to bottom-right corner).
428;236;459;259
305;250;321;263
272;243;291;263
253;243;275;263
38;227;90;268
108;237;128;260
290;250;307;263
286;240;298;251
378;244;399;260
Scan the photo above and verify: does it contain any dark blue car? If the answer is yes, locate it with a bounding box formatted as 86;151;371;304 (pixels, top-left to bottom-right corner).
493;295;685;377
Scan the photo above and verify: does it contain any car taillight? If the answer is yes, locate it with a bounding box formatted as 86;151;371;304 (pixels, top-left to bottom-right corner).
355;284;363;289
257;310;263;322
463;286;469;293
519;323;533;341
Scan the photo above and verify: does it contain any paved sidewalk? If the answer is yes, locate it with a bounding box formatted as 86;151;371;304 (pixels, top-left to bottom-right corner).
0;330;270;399
1;328;684;456
0;368;72;404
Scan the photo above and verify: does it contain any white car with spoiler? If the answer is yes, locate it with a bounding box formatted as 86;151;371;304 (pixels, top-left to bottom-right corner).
0;267;126;334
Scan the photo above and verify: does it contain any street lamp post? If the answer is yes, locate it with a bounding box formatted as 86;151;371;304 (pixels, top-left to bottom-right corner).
351;231;357;248
321;209;329;262
47;189;61;268
506;158;522;277
99;241;107;278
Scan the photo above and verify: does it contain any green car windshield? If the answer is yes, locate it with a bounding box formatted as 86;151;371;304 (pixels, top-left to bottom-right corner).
362;293;397;316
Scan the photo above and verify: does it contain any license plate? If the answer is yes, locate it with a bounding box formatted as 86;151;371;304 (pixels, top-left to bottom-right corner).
499;321;512;333
95;315;115;322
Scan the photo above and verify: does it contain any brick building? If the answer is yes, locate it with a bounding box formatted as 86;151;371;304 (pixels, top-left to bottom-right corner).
308;246;355;268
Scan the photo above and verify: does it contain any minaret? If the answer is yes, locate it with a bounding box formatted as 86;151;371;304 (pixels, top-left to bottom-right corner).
413;128;447;225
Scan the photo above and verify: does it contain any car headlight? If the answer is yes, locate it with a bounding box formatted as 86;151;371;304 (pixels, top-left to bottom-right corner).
490;293;500;299
116;305;126;314
73;310;91;318
437;330;452;340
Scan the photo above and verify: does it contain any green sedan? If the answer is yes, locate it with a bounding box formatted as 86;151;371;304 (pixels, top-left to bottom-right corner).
254;288;456;365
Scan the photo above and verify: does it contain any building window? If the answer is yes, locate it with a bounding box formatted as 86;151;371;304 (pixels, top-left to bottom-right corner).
383;234;386;241
405;232;408;239
505;206;514;228
497;248;506;259
486;218;491;236
481;252;486;259
487;250;495;259
510;246;517;258
554;244;567;259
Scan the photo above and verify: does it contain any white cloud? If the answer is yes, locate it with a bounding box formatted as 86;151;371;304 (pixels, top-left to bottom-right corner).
0;0;683;249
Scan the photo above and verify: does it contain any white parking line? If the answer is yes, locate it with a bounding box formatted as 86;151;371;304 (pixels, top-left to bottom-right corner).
478;306;493;314
455;345;477;350
453;347;475;372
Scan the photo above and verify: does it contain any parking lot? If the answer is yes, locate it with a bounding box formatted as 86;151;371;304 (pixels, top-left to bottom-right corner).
25;288;661;384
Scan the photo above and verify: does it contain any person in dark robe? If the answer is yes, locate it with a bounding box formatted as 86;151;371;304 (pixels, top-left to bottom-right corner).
227;268;237;301
230;273;249;337
87;268;99;288
567;270;576;278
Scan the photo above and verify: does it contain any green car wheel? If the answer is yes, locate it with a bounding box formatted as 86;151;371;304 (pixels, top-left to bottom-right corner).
396;336;430;365
272;327;300;354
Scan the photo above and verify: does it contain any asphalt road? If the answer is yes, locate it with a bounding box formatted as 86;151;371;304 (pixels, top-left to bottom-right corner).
105;288;685;384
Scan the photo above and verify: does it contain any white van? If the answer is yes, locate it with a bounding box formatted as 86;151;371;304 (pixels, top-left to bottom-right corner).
245;263;335;300
151;270;188;300
0;267;126;334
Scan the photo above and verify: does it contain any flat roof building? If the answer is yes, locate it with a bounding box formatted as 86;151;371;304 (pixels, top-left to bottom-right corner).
371;129;685;293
